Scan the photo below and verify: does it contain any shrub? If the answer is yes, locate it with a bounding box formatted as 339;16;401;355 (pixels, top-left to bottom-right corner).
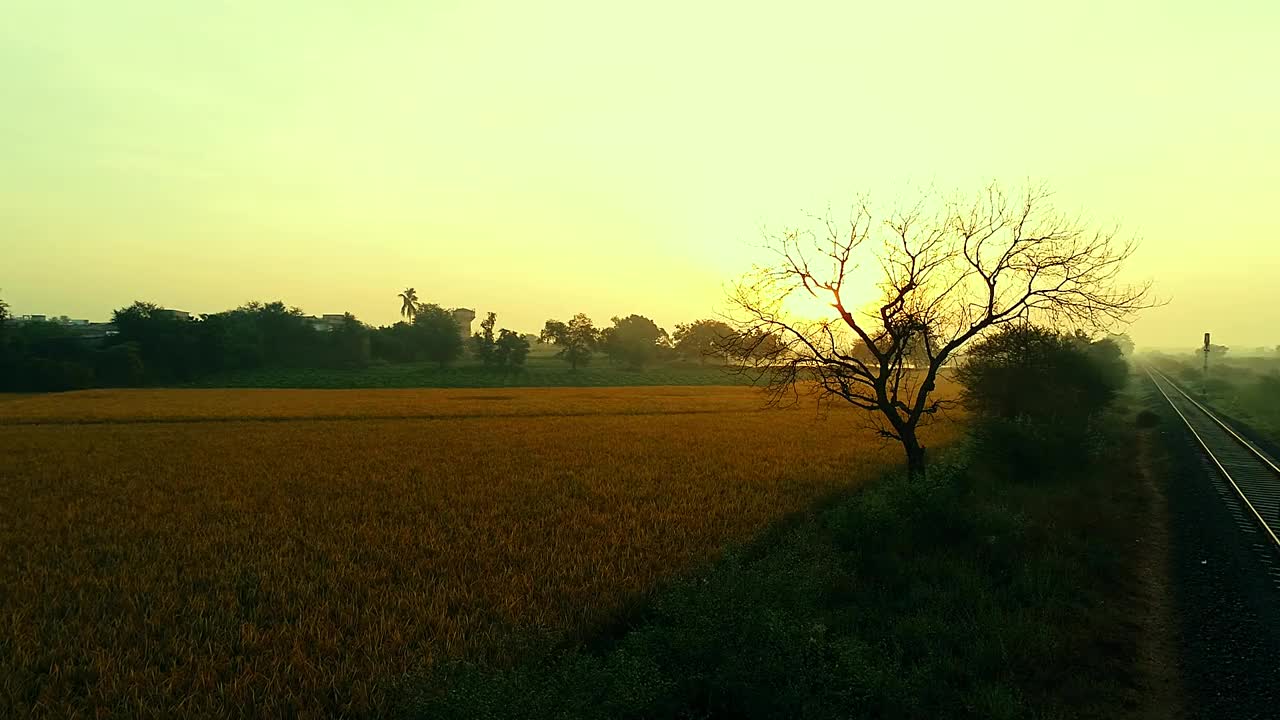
94;343;145;386
954;325;1129;473
25;358;95;391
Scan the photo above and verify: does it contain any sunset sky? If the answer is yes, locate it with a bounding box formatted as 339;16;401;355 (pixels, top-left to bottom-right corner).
3;0;1277;349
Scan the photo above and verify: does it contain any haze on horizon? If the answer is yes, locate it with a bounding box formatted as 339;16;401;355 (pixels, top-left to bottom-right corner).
3;0;1277;350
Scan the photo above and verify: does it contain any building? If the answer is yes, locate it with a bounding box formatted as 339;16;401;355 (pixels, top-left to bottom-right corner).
156;309;191;321
9;314;115;339
451;308;476;340
307;314;350;332
14;314;91;326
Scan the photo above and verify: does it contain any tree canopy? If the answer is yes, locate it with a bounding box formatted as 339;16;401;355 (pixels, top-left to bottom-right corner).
601;315;670;369
1105;333;1135;357
471;312;498;366
494;329;530;369
471;312;529;370
398;288;419;321
672;319;734;364
955;325;1127;426
411;304;463;367
540;314;599;369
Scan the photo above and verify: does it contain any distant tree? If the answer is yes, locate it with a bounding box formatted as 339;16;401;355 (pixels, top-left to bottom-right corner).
540;314;599;369
1105;333;1135;356
494;328;531;368
1083;335;1130;392
0;303;161;389
26;356;95;391
111;301;200;381
0;320;88;390
189;309;257;373
398;287;419;322
602;315;670;369
327;313;370;367
471;312;498;366
94;343;145;386
542;320;568;341
239;301;316;366
370;322;418;363
1200;343;1229;357
727;329;785;365
412;304;463;367
110;301;164;338
0;294;11;383
672;319;734;364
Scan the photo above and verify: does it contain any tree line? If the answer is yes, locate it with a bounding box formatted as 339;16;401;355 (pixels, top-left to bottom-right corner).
538;314;765;370
0;289;763;392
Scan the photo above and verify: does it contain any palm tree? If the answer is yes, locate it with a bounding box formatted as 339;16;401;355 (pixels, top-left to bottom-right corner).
398;287;419;322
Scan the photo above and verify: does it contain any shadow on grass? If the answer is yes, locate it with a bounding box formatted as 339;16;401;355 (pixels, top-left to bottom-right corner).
386;409;1148;720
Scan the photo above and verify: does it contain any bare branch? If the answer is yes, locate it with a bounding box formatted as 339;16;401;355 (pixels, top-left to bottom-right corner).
726;182;1157;477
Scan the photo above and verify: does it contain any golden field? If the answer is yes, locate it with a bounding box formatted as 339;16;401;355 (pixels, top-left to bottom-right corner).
0;386;960;718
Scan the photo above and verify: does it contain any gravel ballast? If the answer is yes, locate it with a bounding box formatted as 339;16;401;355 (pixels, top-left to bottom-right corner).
1146;382;1280;719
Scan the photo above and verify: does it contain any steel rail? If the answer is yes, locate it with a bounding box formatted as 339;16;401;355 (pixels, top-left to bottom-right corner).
1146;366;1280;554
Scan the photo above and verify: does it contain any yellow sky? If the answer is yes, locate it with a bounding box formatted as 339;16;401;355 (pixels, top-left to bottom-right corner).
3;1;1277;349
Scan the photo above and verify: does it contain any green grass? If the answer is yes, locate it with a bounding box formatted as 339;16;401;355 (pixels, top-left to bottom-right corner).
391;406;1148;719
183;357;755;389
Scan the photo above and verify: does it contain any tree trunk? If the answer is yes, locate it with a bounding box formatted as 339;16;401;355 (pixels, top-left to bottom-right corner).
903;431;927;479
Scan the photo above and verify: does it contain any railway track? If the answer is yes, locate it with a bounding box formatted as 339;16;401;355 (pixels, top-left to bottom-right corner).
1146;367;1280;582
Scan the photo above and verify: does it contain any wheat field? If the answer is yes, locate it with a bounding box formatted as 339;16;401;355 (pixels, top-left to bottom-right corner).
0;386;959;718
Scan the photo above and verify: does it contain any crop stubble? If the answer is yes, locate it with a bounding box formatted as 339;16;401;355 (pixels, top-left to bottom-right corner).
0;386;959;717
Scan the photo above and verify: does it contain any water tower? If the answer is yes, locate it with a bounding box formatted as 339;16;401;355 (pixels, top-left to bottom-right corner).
451;308;476;340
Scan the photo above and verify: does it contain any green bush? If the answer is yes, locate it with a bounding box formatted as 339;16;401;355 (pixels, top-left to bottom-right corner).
955;325;1128;473
24;358;95;391
94;343;145;386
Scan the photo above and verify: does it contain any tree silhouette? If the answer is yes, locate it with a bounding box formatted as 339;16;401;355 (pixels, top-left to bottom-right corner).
494;329;530;369
398;288;419;322
471;312;498;366
411;304;463;367
541;314;599;370
601;315;670;369
1105;333;1135;356
727;182;1154;478
673;319;735;364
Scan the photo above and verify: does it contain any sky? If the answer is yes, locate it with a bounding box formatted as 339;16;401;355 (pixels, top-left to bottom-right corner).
2;0;1277;350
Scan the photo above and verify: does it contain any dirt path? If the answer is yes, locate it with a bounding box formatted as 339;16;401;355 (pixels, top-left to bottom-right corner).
1131;427;1184;720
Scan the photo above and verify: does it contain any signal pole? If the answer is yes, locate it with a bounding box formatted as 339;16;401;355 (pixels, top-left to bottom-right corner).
1202;332;1211;397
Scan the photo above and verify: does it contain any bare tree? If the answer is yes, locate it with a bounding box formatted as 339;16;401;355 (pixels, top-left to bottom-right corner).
727;183;1154;478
